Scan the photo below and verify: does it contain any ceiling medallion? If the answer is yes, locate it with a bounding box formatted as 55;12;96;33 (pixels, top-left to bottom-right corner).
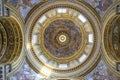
57;32;68;44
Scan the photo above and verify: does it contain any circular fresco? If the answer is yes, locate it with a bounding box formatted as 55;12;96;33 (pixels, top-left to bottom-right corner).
103;17;120;60
0;23;7;60
30;6;96;69
112;19;120;59
0;18;23;63
44;19;82;58
102;1;120;77
25;0;101;78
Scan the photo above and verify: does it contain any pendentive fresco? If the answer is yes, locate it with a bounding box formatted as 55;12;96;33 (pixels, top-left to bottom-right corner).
6;0;115;18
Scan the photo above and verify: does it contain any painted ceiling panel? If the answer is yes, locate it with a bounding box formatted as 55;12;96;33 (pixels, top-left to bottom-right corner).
7;0;40;18
10;60;120;80
84;0;115;16
86;61;120;80
6;0;115;18
10;61;42;80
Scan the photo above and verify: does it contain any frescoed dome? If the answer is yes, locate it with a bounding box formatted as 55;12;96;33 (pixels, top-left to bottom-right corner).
25;0;101;78
44;19;82;58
